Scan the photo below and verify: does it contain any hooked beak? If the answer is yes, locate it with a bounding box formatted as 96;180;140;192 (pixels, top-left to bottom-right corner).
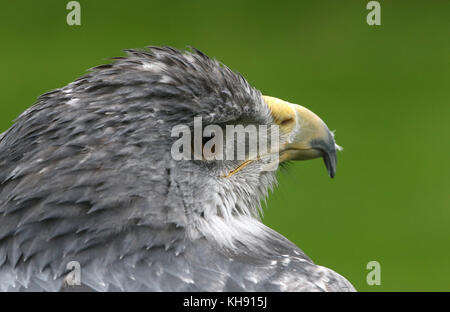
264;96;340;178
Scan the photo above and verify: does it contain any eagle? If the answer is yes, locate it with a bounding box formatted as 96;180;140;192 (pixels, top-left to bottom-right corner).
0;46;355;292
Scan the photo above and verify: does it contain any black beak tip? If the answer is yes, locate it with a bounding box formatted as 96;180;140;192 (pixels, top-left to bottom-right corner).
329;168;335;179
323;153;337;179
310;137;338;179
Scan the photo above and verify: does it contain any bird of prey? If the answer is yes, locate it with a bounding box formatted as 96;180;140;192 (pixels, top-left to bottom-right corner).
0;46;355;292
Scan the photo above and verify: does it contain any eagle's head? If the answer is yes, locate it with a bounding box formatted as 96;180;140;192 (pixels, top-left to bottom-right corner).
0;47;343;290
112;48;339;236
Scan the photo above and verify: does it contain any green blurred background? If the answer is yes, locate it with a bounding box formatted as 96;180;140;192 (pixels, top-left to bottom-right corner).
0;0;448;291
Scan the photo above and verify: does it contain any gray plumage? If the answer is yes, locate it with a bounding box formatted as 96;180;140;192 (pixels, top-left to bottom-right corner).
0;46;355;291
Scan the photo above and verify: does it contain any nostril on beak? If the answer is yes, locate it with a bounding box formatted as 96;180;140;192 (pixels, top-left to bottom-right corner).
280;117;294;126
